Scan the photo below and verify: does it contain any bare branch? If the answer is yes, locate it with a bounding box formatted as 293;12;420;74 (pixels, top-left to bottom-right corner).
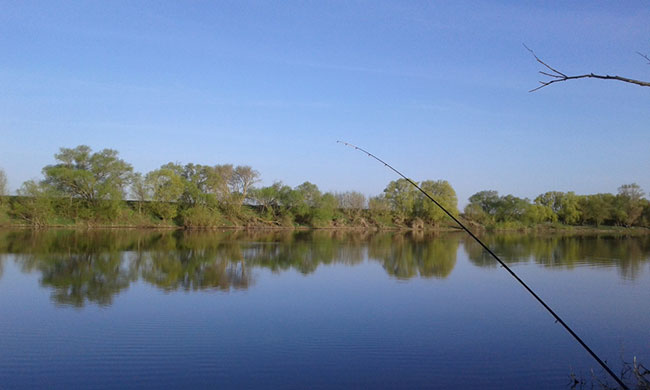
525;44;650;92
637;51;650;65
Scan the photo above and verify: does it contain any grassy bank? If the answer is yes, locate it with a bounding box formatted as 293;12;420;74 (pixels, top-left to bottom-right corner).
1;196;648;234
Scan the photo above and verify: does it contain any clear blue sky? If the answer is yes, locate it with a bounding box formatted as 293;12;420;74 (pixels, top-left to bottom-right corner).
1;1;649;206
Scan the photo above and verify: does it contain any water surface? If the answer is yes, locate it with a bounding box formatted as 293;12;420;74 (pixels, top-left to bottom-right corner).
0;229;648;389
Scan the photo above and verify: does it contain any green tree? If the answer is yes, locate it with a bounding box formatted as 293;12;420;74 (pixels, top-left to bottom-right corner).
463;203;489;224
14;180;54;226
535;191;580;225
231;165;260;205
0;167;7;197
534;191;564;214
293;182;323;225
465;190;501;224
129;172;150;215
368;195;392;225
578;193;614;226
295;182;321;208
0;168;8;222
145;168;184;222
43;145;133;206
523;203;557;224
495;194;530;222
251;182;284;218
383;179;417;220
468;190;500;216
615;183;645;226
415;180;458;225
311;192;339;227
208;164;235;203
170;163;218;209
640;200;650;227
558;192;581;225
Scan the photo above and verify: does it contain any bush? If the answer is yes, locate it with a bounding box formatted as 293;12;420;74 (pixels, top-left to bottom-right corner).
179;205;222;228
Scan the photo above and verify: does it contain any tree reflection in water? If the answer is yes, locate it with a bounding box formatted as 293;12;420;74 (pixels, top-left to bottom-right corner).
0;229;648;307
462;233;650;280
368;231;459;279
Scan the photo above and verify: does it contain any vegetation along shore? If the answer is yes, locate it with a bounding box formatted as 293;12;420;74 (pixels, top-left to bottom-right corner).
0;145;648;231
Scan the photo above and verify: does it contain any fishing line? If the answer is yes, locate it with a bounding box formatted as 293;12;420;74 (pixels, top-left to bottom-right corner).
337;140;628;390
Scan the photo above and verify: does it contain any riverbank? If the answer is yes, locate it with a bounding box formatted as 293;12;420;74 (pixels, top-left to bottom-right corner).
1;218;648;235
1;196;648;233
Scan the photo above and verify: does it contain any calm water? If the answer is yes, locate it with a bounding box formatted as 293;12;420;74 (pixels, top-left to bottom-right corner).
0;229;648;389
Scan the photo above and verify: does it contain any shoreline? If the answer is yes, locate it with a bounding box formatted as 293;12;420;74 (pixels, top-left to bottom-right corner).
1;223;648;235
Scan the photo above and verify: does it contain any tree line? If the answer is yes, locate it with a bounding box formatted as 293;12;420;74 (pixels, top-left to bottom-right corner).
0;145;648;229
463;186;650;228
0;145;459;228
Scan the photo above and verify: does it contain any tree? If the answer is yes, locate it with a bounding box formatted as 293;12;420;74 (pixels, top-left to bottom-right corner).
14;180;54;226
415;180;458;225
295;182;321;208
558;192;581;225
311;192;339;227
463;202;490;225
336;191;366;221
250;182;284;218
523;203;557;224
495;194;530;222
210;164;235;202
534;191;564;215
231;165;260;204
640;200;650;227
615;183;645;226
368;195;391;225
579;194;614;226
465;190;501;223
383;179;417;220
535;191;580;224
130;172;150;215
0;168;7;197
43;145;133;207
145;168;184;221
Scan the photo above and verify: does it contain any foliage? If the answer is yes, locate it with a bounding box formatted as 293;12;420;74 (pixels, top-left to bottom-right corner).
0;167;7;197
13;180;55;226
468;190;501;217
145;168;184;221
43;145;133;205
179;205;222;228
3;144;648;230
383;179;416;220
616;183;645;227
464;185;649;229
414;180;458;225
535;191;580;224
336;191;366;221
130;172;150;215
579;194;614;226
368;195;392;226
0;168;8;224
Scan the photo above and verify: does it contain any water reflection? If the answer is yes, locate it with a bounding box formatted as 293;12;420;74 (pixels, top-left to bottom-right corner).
0;229;648;306
463;233;650;280
368;232;458;279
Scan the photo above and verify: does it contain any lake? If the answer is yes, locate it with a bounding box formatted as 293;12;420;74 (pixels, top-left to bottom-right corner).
0;229;648;389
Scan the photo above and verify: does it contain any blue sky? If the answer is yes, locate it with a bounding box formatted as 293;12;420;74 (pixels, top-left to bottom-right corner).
1;1;649;206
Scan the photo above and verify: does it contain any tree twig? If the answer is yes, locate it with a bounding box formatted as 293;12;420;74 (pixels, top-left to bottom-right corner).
637;52;650;65
524;44;650;92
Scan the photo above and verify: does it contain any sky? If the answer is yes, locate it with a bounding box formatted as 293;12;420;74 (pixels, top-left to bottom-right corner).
1;0;649;207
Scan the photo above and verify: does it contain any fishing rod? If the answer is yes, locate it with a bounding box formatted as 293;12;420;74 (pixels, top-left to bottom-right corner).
337;140;629;390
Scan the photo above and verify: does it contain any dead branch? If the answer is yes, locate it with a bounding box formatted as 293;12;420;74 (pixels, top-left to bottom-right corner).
524;44;650;92
637;52;650;65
